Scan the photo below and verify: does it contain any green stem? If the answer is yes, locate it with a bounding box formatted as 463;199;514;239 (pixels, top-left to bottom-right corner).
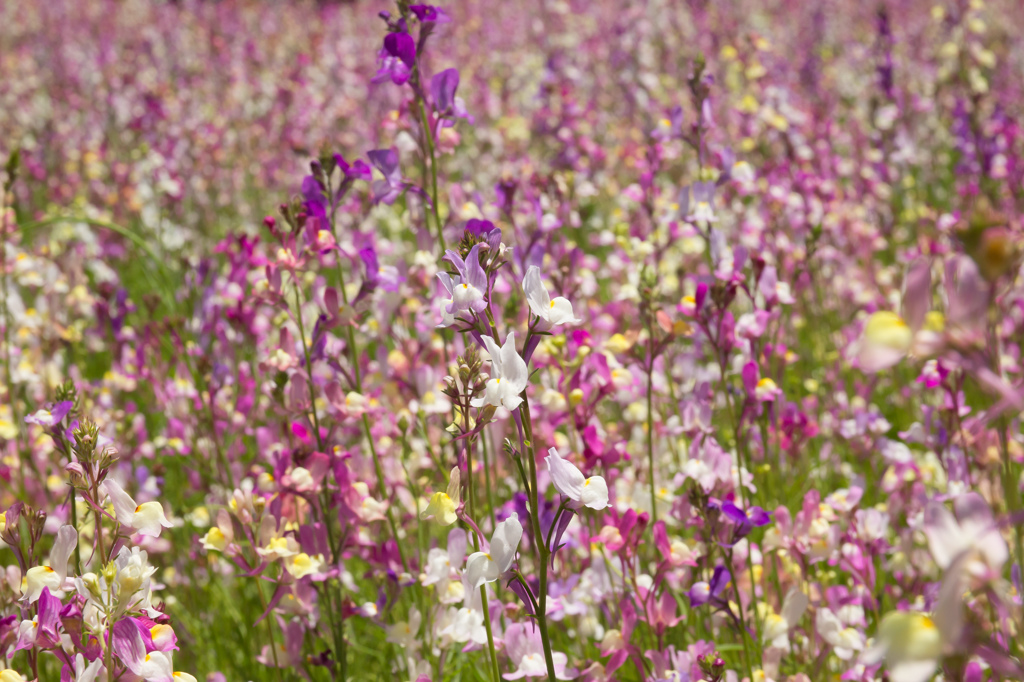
257;579;285;681
416;98;446;253
480;584;501;682
481;426;497;530
520;398;558;682
70;486;82;573
646;350;658;527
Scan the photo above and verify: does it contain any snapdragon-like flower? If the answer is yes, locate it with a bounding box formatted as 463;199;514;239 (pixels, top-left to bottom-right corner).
465;513;522;588
861;611;943;682
816;607;866;660
523;266;581;328
421;467;462;526
720;500;771;543
472;332;528;412
545;448;608;510
374;31;416;85
410;4;451;23
679;182;717;223
503;622;577;680
431;68;472;126
761;588;807;650
367;148;428;206
100;479;173;537
689;565;729;608
443;244;489;319
23;400;73;428
22;524;78;602
924;493;1007;585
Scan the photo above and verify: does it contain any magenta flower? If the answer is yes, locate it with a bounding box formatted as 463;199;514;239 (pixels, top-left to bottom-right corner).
410;4;451;24
375;32;416;85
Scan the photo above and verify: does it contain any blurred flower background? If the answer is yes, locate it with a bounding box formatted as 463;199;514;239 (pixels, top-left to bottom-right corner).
2;0;1024;680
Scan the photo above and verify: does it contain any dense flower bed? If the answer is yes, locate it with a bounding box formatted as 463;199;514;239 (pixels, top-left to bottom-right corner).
2;0;1024;680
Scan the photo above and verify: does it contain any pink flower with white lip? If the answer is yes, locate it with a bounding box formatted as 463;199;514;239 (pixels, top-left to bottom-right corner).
502;622;577;680
545;448;608;510
925;493;1007;584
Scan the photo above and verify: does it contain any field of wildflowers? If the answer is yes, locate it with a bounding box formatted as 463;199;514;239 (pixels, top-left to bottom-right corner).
3;0;1024;680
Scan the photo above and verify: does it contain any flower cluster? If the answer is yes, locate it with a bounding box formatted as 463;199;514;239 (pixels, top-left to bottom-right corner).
3;0;1024;680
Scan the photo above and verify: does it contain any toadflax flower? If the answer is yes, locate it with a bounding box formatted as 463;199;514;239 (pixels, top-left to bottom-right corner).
100;479;173;537
22;525;78;602
816;606;867;660
761;588;808;650
523;266;581;328
421;466;462;526
545;448;608;510
374;31;416;85
861;611;944;682
503;622;577;680
472;332;528;412
465;513;522;588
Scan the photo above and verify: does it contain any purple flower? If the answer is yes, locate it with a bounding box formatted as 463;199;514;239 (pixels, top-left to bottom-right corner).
688;565;729;608
431;68;459;114
25;401;73;428
721;500;771;543
494;179;517;214
354;247;402;305
367;148;429;206
375;32;416;85
431;68;472;126
410;5;451;24
301;175;328;221
465;218;502;252
334;154;372;184
653;104;684;140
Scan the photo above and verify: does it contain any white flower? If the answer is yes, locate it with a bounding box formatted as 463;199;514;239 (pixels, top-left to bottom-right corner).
436;605;488;646
924;493;1007;584
861;612;943;682
421;528;467;604
100;479;173;537
523;266;581;327
465;513;523;589
545;448;608;510
471;332;529;412
22;525;77;602
386;607;422;648
816;607;866;659
762;588;808;650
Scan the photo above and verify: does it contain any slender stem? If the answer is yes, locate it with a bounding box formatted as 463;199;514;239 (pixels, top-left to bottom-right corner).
416;98;446;253
480;585;502;682
69;486;83;573
520;398;557;682
481;426;497;530
646;349;658;527
725;550;754;675
257;579;284;680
